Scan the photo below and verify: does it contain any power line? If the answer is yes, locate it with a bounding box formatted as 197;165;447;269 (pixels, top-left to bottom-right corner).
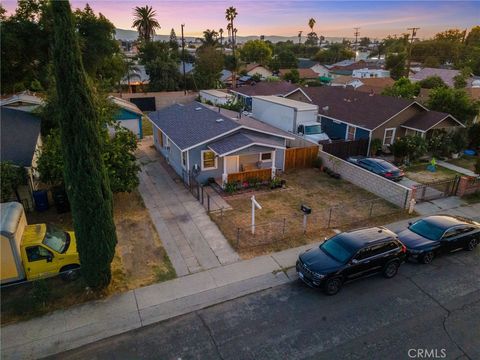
406;27;420;77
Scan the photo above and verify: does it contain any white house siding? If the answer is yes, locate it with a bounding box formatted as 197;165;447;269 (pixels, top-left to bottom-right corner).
310;64;331;77
247;67;272;79
352;69;390;78
108;119;141;138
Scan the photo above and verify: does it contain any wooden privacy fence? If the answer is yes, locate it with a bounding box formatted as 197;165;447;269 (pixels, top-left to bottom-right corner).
284;145;319;171
321;138;368;159
227;168;272;183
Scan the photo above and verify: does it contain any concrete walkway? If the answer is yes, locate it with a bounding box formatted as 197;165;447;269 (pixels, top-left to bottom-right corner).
437;160;478;177
2;200;480;359
137;139;239;276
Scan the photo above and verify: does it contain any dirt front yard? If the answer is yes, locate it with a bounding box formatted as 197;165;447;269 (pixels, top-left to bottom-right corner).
446;156;478;173
1;191;175;325
211;168;413;258
404;162;461;183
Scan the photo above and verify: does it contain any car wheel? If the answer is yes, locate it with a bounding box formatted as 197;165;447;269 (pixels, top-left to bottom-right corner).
465;238;478;251
383;261;400;279
323;277;342;296
60;265;80;281
421;251;434;264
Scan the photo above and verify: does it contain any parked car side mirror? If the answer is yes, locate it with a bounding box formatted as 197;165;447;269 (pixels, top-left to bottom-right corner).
350;259;359;265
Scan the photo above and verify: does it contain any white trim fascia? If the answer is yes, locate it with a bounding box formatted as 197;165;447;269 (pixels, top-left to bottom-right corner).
240;125;295;140
201;150;218;171
283;88;313;102
215;143;286;157
400;125;426;133
383;127;396;145
259;151;273;162
371;102;425;132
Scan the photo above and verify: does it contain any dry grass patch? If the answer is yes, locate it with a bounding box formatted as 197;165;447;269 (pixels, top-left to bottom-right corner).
405;163;460;183
212;168;413;258
1;191;175;325
446;156;478;173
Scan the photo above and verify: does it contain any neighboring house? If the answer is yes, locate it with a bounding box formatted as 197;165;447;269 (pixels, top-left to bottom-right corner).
220;69;234;85
352;68;390;78
297;58;318;69
1;108;42;208
244;64;273;79
326;60;383;76
410;67;461;88
148;102;294;186
310;64;332;78
286;87;464;152
354;78;395;94
229;81;303;110
279;68;319;80
297;58;331;78
199;89;233;105
330;76;364;89
108;96;144;138
0;92;44;112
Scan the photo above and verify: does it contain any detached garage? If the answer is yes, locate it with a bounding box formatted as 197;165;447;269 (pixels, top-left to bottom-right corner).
109;96;144;138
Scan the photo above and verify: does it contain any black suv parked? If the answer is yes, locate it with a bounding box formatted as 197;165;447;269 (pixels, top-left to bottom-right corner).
296;227;406;295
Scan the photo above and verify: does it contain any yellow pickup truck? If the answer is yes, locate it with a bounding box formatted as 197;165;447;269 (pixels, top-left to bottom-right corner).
1;202;80;285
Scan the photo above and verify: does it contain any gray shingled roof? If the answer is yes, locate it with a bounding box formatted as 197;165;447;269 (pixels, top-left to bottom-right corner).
1;107;41;167
208;131;284;156
401;111;460;131
148;103;242;150
230;81;300;97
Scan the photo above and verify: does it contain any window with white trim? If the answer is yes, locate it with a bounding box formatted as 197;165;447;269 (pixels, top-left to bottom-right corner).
347;126;356;141
201;150;217;170
260;152;272;162
383;128;395;145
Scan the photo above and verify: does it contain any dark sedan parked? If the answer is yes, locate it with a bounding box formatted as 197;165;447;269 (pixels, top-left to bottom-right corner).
296;227;406;295
348;157;404;181
397;215;480;264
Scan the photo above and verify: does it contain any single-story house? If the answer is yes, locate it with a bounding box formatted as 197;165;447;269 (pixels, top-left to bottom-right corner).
286;87;464;152
1;107;42;208
229;81;305;110
148;102;294;186
330;75;364;89
108;96;144;138
297;58;331;78
0;92;44;112
409;67;461;88
279;68;319;80
354;77;395;94
199;89;233;105
326;60;383;76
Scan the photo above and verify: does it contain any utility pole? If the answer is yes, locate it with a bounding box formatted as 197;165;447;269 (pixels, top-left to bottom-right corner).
406;27;420;78
181;24;186;95
353;27;360;61
298;30;302;45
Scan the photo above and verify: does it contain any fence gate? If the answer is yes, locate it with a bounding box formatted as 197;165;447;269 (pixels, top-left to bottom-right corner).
322;138;368;159
414;176;460;202
284;145;319;171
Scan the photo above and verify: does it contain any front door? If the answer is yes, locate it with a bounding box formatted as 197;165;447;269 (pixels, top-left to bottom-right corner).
225;156;239;174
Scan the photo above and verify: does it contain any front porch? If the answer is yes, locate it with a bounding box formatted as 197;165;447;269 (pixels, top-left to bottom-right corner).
218;152;277;187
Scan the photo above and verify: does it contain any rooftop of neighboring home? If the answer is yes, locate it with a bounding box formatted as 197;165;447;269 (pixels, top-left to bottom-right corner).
148;102;293;151
330;75;362;86
229;81;299;97
243;63;269;73
253;95;318;111
0;91;44;110
278;68;319;79
0;107;41;167
199;89;231;99
302;86;462;131
326;59;383;71
355;77;396;94
108;95;143;116
297;58;318;69
410;67;460;87
401;111;453;131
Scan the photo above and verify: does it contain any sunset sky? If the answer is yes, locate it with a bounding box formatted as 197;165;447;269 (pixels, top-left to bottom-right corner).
3;1;479;39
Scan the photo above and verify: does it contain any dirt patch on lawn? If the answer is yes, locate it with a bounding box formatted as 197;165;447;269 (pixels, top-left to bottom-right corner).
211;168;413;258
2;191;175;325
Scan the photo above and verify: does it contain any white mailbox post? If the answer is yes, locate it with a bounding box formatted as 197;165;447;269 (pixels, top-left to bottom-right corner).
251;195;262;235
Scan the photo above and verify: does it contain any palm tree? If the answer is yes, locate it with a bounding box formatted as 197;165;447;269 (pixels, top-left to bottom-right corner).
225;6;238;86
226;23;233;45
132;5;160;42
219;28;224;49
298;30;302;44
201;29;219;48
308;18;316;32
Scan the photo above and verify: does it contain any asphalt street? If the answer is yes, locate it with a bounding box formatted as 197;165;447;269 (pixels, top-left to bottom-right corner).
51;248;480;360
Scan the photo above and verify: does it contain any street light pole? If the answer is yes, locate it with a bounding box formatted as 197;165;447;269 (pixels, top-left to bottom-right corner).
406;27;420;78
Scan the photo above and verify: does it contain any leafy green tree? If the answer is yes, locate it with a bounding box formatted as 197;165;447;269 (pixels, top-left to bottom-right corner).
467;123;480;148
385;52;406;80
194;46;224;89
139;41;180;91
434;28;466;42
422;56;440;68
359;37;370;47
0;162;27;202
132;5;160;42
427;87;479;124
240;40;272;65
51;0;117;289
465;26;480;47
418;76;447;89
453;74;467;89
276;50;298;69
169;28;178;51
283;69;300;83
382;77;420;99
314;43;354;64
35;129;64;186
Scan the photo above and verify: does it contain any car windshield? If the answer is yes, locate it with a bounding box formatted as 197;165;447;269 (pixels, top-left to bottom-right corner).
320;234;357;263
43;224;69;253
304;125;323;135
408;220;444;241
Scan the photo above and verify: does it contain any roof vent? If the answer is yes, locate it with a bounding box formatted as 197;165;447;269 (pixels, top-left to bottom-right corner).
216;118;224;123
195;107;202;111
322;106;329;112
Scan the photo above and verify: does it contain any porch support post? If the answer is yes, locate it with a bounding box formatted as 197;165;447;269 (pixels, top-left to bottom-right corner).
271;151;276;179
222;156;228;185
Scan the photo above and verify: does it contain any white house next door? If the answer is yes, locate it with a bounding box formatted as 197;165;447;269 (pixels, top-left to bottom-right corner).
225;156;239;174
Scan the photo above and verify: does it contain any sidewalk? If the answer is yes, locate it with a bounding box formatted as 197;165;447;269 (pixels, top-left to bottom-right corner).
437;160;478;177
1;201;479;359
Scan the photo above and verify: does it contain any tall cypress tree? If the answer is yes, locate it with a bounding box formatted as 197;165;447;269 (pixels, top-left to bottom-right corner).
51;0;117;289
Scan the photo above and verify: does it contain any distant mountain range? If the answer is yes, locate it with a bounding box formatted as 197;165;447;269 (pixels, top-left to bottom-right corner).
114;28;350;43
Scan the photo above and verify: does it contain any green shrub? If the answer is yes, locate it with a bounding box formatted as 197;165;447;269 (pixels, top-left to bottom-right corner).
370;138;383;156
475;158;480;174
224;181;238;194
